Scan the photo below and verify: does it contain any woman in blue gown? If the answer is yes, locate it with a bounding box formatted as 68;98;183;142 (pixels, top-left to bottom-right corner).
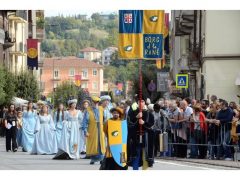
54;103;65;147
21;102;38;152
53;99;83;160
31;105;58;155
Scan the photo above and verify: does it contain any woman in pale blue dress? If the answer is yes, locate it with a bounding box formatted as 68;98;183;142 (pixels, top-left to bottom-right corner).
54;103;65;147
21;102;38;152
31;105;57;155
53;99;83;160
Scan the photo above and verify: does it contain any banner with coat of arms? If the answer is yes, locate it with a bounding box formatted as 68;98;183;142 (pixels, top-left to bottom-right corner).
118;10;165;60
27;39;38;70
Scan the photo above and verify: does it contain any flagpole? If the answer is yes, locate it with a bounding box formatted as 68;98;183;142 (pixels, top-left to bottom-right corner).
139;59;143;143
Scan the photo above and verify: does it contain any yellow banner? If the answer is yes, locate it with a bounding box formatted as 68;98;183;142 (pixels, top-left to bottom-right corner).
143;10;164;34
118;33;143;59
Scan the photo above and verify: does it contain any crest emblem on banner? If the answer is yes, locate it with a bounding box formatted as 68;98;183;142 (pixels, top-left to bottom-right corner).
124;45;133;52
108;120;128;167
28;48;38;59
124;13;132;23
149;16;158;22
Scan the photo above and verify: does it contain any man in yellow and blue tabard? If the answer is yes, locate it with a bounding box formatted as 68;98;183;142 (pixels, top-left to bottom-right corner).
82;96;106;164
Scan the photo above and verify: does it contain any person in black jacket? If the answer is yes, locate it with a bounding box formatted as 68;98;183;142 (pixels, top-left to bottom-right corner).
4;104;18;152
215;100;234;160
127;98;155;170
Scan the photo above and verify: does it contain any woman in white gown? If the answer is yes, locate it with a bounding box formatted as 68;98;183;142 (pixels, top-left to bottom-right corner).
31;105;58;155
53;99;83;160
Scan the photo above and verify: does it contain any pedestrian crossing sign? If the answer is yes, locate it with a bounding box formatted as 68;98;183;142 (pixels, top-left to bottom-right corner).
176;74;188;88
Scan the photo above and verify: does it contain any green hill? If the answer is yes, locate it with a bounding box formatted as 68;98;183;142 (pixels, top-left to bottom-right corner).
42;13;118;58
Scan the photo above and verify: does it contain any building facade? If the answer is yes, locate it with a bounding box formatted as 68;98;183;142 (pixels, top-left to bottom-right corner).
41;56;104;96
79;47;102;62
170;10;240;102
0;11;14;68
101;46;117;65
0;10;44;76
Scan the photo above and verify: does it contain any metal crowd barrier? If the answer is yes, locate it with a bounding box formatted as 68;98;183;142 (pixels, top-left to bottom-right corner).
158;121;240;161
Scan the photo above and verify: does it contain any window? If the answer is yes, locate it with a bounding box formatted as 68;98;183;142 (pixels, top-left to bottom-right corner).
93;69;97;76
81;82;88;89
54;69;59;78
69;68;75;76
92;82;98;90
82;69;88;78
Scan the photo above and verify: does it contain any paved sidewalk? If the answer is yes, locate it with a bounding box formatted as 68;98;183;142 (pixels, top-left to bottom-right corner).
156;157;240;169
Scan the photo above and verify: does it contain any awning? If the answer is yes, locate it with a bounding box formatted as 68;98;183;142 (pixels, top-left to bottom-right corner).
235;73;240;85
11;97;28;106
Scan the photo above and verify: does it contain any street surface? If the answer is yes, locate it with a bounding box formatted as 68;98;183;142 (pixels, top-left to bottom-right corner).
0;138;237;170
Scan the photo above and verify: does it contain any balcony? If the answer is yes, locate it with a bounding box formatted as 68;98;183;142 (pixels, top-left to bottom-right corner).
52;77;61;81
8;15;27;24
9;42;27;56
178;52;200;71
175;11;195;37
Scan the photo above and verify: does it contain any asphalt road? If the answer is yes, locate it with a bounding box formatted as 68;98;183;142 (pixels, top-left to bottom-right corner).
0;138;237;170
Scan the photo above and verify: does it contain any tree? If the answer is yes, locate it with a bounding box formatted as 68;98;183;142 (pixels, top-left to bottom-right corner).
91;13;102;24
0;67;6;105
15;72;40;102
3;69;16;105
53;81;78;108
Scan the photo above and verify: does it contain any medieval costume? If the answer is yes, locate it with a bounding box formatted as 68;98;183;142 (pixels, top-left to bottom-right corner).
79;99;90;157
22;110;38;152
102;107;128;170
53;99;83;160
127;101;155;170
82;96;106;164
31;114;58;155
16;111;23;148
54;110;65;147
100;95;113;122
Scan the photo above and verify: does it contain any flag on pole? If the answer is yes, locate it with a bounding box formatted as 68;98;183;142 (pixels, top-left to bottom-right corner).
164;13;170;55
27;39;38;70
119;10;164;60
75;75;81;87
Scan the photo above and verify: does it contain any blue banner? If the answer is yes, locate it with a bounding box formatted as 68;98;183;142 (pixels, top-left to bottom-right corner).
143;34;163;59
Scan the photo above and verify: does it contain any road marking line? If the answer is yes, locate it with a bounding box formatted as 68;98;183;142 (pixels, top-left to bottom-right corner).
155;160;216;170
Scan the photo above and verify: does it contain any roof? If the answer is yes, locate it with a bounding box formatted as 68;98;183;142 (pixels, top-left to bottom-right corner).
43;56;103;68
79;47;101;52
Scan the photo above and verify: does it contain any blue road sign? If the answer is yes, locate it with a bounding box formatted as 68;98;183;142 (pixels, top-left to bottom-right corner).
176;74;188;88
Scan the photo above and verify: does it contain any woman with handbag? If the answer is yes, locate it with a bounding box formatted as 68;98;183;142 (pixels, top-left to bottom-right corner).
190;104;208;159
4;104;18;152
